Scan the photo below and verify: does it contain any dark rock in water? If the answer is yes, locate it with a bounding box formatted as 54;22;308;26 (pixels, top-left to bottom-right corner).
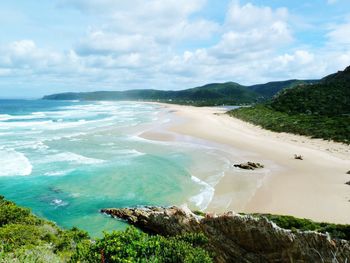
347;170;350;175
346;181;350;186
101;206;350;263
48;186;63;194
234;162;264;170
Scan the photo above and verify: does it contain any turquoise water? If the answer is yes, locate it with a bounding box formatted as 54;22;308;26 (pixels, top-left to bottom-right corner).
0;100;225;237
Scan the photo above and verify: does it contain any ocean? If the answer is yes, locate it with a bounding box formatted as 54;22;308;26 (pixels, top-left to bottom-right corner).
0;100;231;237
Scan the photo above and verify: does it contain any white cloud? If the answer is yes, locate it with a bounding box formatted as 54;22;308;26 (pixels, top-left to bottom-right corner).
11;40;36;56
58;0;205;16
327;20;350;45
225;1;289;30
76;31;158;56
327;0;337;4
210;1;292;58
1;1;350;96
0;68;12;76
0;40;63;70
58;0;218;44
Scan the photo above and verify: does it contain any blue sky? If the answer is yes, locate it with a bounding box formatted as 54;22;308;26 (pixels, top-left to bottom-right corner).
0;0;350;98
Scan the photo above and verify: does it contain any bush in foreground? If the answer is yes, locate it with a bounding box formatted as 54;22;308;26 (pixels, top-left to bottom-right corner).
0;196;212;262
71;227;212;263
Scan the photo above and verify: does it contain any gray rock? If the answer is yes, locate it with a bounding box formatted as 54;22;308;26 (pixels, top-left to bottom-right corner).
234;162;264;170
101;206;350;263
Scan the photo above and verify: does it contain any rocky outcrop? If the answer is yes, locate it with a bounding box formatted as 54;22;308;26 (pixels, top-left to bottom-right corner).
101;206;350;263
234;162;264;170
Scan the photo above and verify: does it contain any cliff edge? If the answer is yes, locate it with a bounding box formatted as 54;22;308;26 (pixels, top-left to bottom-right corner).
101;206;350;263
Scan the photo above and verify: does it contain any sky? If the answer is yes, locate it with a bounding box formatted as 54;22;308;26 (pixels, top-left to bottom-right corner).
0;0;350;98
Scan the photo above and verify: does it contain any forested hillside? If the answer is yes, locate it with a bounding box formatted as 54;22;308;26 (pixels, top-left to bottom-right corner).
230;66;350;143
43;80;312;106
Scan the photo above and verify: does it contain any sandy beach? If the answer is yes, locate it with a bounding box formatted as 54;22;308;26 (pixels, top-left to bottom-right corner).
140;103;350;224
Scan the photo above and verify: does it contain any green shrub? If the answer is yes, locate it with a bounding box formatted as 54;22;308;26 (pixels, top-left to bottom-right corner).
0;196;41;227
0;196;213;262
0;224;43;252
193;210;206;217
0;245;61;263
0;196;90;262
71;227;213;263
229;105;350;144
258;214;350;240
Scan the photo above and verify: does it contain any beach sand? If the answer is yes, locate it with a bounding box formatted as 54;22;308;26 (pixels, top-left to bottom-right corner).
140;103;350;224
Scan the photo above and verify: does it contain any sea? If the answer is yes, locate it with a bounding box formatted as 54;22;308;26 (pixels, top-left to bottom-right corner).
0;99;234;237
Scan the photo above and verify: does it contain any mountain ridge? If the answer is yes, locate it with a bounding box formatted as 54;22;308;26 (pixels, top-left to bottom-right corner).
43;79;316;106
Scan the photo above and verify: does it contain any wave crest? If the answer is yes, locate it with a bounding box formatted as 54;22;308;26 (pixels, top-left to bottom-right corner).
0;149;32;176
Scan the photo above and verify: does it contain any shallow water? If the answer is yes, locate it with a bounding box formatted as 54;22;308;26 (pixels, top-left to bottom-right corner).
0;100;233;237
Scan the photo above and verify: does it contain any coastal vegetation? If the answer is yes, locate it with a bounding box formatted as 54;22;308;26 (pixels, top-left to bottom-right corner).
0;196;89;262
101;206;350;262
229;105;350;143
71;228;212;263
2;196;350;262
256;214;350;240
43;80;315;106
229;66;350;144
0;196;212;262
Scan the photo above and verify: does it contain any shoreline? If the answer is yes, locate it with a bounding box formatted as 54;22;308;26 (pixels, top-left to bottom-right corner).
140;103;350;224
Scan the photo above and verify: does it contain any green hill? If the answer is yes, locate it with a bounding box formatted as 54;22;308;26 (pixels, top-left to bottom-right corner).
43;80;313;106
43;82;260;106
248;79;317;98
230;66;350;143
269;67;350;116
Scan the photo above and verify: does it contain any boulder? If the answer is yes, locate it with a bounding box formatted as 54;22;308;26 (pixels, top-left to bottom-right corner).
294;154;303;160
234;162;264;170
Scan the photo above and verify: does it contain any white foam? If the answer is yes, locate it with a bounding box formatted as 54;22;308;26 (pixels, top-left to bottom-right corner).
189;176;215;210
0;120;54;129
115;149;145;157
0;132;13;136
0;149;32;176
44;169;74;176
70;193;81;198
50;199;68;207
42;132;87;142
39;152;105;165
26;141;49;151
0;114;12;121
101;142;115;146
0;113;46;121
